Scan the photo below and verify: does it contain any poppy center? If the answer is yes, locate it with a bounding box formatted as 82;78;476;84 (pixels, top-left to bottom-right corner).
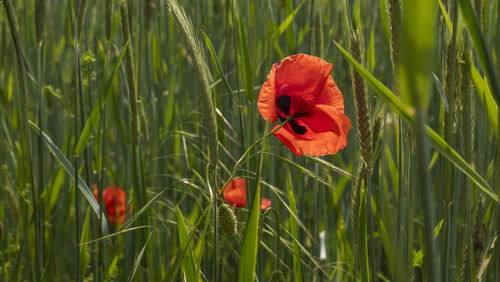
277;95;307;135
277;95;291;116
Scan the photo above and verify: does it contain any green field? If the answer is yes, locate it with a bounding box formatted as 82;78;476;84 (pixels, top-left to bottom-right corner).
1;0;499;281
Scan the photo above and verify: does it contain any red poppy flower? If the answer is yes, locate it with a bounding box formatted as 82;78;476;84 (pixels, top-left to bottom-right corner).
221;178;271;211
93;185;127;225
258;54;351;156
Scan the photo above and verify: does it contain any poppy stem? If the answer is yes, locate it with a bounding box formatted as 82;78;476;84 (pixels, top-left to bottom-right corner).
219;117;292;195
258;208;282;270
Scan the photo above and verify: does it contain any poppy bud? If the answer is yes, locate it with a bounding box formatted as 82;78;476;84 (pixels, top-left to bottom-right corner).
269;270;285;282
218;203;237;236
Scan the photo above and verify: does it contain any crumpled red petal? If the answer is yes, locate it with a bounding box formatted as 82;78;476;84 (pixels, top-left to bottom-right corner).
94;185;127;225
260;198;272;210
273;105;351;156
274;54;332;116
316;75;344;113
222;177;247;208
257;64;278;123
222;178;272;211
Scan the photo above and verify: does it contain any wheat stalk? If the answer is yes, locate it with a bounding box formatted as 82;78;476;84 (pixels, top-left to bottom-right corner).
351;30;372;167
388;0;401;89
166;1;219;280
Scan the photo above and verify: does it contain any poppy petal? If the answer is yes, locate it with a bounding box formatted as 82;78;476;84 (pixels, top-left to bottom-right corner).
258;64;278;123
260;198;272;211
274;54;333;115
317;75;345;113
222;177;247;207
95;185;127;225
273;105;351;156
300;105;350;136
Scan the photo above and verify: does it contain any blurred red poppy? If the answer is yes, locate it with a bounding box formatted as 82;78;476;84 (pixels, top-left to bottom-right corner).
258;53;351;156
93;185;128;225
221;178;271;211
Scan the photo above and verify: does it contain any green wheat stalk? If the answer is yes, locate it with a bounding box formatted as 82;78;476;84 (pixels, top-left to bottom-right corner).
35;0;46;276
3;0;40;280
166;0;219;280
119;0;149;277
388;0;400;89
459;41;476;281
351;27;375;282
442;3;459;279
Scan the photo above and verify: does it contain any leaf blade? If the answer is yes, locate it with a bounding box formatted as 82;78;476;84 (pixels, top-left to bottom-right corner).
286;172;303;282
334;41;498;202
458;0;500;104
74;43;127;155
176;206;197;282
29;121;112;228
237;178;261;281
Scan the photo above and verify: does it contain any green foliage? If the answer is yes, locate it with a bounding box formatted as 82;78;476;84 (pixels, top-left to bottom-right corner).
176;206;197;282
286;172;303;282
1;0;499;281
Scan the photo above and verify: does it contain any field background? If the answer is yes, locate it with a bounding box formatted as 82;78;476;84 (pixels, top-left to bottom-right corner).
0;0;499;281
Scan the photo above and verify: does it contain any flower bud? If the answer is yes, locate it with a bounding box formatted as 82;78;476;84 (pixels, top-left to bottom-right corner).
218;203;237;236
269;270;285;282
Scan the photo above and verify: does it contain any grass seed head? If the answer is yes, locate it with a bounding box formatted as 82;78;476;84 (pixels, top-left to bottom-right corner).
35;0;46;43
351;31;372;166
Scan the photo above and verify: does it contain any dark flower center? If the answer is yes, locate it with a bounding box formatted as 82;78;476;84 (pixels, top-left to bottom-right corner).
277;95;307;135
277;95;291;116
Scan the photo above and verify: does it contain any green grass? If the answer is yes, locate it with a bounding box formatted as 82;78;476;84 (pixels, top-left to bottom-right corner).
0;0;499;281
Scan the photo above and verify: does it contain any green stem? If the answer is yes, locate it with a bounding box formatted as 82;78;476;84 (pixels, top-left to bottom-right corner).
3;0;40;279
36;39;45;279
230;0;245;153
493;105;500;279
120;0;148;274
97;35;113;282
366;167;375;282
212;162;219;282
443;3;459;280
219;117;291;195
415;109;440;282
252;120;268;281
313;162;320;280
407;143;414;281
73;32;81;282
258;208;282;270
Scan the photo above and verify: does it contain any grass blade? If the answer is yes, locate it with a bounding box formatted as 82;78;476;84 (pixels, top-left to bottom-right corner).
437;0;453;34
79;208;91;277
464;53;498;133
237;163;262;281
176;206;197;282
127;231;155;282
202;32;234;97
458;0;500;103
164;205;211;281
273;0;306;39
334;41;498;202
286;172;304;282
432;73;449;112
74;43;127;155
29;121;110;229
238;18;254;101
